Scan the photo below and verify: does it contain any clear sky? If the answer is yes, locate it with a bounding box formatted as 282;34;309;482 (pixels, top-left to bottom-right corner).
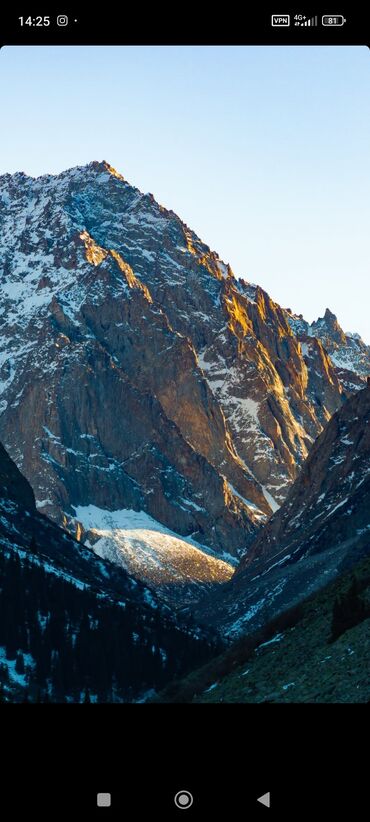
1;45;369;341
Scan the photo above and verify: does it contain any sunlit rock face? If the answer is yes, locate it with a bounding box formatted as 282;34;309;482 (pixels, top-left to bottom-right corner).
240;381;370;573
286;307;370;395
194;384;370;638
0;160;357;592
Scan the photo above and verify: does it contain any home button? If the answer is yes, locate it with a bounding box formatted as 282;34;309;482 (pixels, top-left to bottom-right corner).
174;790;194;809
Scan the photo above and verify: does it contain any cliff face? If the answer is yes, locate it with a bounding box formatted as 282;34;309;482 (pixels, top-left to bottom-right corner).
0;160;352;588
72;172;345;504
287;307;370;394
194;384;370;637
240;382;370;573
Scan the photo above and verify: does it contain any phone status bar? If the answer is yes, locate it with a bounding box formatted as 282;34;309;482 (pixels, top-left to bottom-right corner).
1;8;367;45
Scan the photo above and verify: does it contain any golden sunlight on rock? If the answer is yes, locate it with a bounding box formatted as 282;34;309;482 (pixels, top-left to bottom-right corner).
103;161;126;181
224;292;252;337
109;249;153;302
75;521;84;542
79;230;108;266
183;229;223;279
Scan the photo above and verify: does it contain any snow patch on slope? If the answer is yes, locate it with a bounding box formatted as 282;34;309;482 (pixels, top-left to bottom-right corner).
262;486;280;513
227;483;267;522
72;505;235;592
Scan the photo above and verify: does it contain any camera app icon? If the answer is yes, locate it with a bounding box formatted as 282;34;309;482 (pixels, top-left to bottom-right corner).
57;15;69;26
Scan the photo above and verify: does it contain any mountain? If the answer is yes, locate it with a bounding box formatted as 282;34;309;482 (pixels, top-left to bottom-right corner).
0;439;222;702
286;307;370;394
0;162;270;585
156;550;370;704
0;161;349;593
1;159;368;702
194;383;370;637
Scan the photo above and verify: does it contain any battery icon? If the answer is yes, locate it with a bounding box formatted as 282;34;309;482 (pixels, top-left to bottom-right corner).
322;15;346;25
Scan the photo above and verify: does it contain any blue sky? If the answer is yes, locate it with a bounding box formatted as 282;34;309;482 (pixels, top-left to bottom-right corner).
1;45;369;341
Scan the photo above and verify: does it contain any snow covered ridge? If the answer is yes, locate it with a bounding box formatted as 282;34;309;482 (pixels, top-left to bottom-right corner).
286;308;370;383
71;505;235;602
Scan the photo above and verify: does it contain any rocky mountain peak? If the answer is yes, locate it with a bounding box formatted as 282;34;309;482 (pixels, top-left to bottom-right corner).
101;160;126;181
286;306;370;393
0;160;360;600
312;308;347;346
81;159;125;180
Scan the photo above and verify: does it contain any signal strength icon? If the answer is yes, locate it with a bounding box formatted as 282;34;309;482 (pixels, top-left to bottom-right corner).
295;15;318;26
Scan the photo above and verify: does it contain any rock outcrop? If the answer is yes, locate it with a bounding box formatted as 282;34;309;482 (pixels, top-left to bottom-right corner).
286;307;370;395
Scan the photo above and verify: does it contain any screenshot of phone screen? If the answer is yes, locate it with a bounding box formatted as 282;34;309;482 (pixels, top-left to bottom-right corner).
0;8;369;818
